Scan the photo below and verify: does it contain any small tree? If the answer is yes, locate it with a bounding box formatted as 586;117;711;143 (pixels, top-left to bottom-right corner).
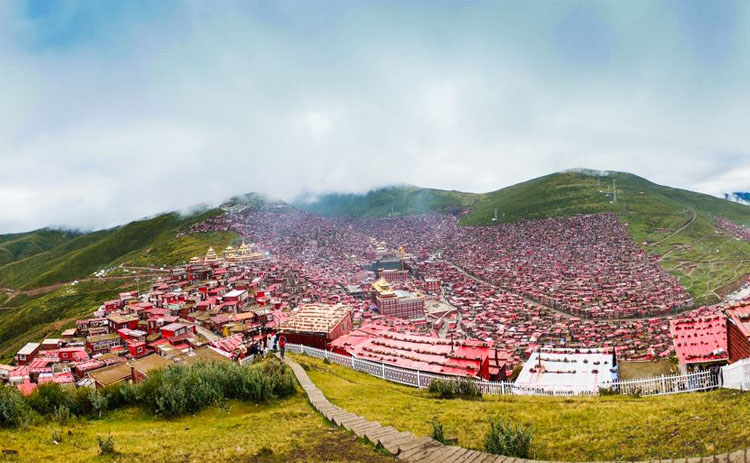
483;418;533;458
0;385;35;428
90;390;108;419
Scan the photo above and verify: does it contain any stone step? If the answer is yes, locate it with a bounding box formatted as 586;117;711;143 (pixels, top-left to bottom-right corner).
425;446;466;463
365;426;398;442
400;442;446;462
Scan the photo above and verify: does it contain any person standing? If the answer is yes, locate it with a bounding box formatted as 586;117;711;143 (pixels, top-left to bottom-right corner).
279;335;286;359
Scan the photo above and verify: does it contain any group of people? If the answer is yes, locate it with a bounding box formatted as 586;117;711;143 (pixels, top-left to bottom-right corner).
247;331;287;359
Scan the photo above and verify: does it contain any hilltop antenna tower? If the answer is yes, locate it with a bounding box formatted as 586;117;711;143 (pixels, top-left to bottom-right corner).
612;179;617;204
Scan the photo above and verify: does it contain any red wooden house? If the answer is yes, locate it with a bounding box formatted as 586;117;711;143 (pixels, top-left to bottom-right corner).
59;346;88;362
14;343;40;366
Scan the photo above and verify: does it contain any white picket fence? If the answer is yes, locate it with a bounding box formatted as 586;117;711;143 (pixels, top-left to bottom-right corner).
285;343;721;397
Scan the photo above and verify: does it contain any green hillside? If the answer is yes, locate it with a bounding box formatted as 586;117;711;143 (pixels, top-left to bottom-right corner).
0;209;240;290
298;170;750;306
0;229;79;267
295;186;478;217
0;280;134;362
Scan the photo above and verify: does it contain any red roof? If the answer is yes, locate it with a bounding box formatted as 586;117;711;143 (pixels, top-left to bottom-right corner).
17;381;37;396
726;304;750;339
331;323;500;378
670;314;728;364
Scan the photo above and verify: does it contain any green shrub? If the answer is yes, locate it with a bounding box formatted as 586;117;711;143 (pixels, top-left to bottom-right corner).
72;387;94;417
428;378;482;399
0;356;297;426
97;434;116;455
482;418;533;458
53;404;72;425
138;357;296;418
51;428;64;443
0;385;35;428
431;418;446;444
26;383;75;417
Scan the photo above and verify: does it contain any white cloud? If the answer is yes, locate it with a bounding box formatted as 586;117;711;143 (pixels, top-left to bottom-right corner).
0;1;748;233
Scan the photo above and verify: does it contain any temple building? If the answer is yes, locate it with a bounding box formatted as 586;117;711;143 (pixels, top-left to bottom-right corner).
224;241;262;262
372;278;425;320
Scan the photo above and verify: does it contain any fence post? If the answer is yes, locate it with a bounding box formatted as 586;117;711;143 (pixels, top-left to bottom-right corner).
301;344;305;355
381;362;385;379
417;370;421;388
661;375;666;394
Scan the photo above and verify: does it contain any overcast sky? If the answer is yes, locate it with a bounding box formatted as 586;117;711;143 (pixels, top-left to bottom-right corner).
1;0;749;233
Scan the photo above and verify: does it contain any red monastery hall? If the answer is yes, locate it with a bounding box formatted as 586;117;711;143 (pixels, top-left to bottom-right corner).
279;303;353;349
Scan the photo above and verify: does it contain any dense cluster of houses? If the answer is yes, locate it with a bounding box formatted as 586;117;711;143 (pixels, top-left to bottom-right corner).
717;216;750;242
5;209;750;395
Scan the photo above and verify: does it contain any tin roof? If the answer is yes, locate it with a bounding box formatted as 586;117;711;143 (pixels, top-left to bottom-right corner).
670;314;728;365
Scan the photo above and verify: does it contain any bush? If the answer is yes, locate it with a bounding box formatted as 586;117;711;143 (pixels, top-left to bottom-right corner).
483;418;533;458
431;418;445;444
51;428;64;443
0;356;297;426
138;357;296;418
26;383;75;417
72;387;94;417
428;378;482;399
0;385;35;428
97;434;116;455
53;405;72;425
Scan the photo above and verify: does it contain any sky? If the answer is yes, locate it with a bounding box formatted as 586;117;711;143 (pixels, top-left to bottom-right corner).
1;0;749;233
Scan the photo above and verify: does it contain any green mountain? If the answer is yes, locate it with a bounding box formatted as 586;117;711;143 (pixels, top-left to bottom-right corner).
295;186;478;217
1;168;748;358
0;209;240;290
0;229;80;267
0;209;242;360
299;170;750;306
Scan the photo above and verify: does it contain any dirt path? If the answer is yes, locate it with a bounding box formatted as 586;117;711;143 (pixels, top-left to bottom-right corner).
650;211;697;249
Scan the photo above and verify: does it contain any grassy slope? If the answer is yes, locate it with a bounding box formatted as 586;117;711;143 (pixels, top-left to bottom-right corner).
296;355;750;461
296;171;750;306
0;280;137;362
0;229;79;267
0;209;240;290
0;395;394;463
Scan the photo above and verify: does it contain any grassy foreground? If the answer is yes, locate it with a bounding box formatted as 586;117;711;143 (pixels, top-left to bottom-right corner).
0;394;394;463
294;355;750;461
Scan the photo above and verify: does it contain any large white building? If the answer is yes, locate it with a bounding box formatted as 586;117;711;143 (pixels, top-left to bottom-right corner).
515;348;618;394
